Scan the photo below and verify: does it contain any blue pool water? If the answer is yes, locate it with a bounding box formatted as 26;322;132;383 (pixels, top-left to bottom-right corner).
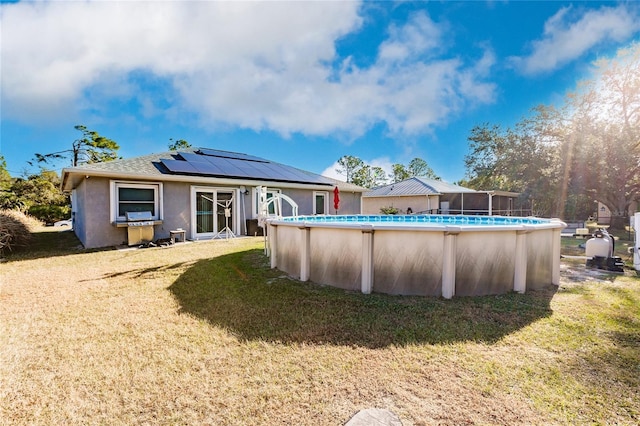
280;214;549;226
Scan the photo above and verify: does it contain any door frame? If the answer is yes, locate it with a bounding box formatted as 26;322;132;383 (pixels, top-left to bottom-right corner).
190;186;240;240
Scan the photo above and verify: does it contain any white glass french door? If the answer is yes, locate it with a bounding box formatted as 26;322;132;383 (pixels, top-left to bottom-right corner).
191;187;236;239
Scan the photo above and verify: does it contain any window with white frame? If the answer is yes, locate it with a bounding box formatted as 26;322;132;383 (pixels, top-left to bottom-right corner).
253;188;281;217
111;181;162;222
314;191;328;215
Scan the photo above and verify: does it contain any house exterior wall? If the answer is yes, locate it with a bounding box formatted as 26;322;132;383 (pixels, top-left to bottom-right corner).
72;179;88;247
280;187;361;216
72;177;362;248
280;188;315;216
159;181;191;237
362;195;438;215
72;178;201;248
334;189;361;215
74;177;127;248
596;201;638;225
163;182;257;240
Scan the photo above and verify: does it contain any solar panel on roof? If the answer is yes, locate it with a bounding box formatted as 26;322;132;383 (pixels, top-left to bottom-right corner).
264;163;299;180
196;148;267;163
189;161;224;175
176;152;210;163
161;159;199;174
160;148;333;185
210;157;244;175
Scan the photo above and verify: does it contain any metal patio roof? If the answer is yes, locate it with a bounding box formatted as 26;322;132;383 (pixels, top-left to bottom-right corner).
364;177;477;197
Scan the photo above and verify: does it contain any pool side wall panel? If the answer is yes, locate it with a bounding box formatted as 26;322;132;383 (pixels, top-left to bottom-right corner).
526;229;554;289
273;226;301;279
373;230;443;296
454;231;517;296
309;228;363;291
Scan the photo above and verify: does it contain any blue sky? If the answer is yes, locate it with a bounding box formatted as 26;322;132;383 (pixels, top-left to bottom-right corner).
2;1;639;183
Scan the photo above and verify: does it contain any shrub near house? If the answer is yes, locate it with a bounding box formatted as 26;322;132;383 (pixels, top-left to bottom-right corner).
0;210;41;255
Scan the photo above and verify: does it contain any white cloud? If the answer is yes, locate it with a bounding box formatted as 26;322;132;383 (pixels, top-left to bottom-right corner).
378;11;444;63
511;5;640;75
321;162;344;180
1;2;495;137
321;156;394;182
368;157;394;177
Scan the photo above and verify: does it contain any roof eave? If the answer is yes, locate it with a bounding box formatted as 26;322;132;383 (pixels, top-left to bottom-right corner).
61;168;353;193
362;192;441;198
480;190;521;197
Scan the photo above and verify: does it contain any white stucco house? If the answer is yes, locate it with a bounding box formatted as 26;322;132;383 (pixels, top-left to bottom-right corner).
61;147;365;248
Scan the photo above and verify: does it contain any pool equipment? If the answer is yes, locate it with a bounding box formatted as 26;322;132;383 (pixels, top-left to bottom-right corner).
585;228;624;272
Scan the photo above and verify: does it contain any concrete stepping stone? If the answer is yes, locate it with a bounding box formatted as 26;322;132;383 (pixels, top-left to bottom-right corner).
345;408;403;425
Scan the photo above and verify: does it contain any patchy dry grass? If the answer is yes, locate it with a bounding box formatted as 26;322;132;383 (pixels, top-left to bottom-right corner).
1;228;638;425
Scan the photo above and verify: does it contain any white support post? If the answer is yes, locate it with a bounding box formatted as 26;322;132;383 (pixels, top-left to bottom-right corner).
488;192;493;216
269;224;278;269
299;225;311;281
361;225;374;294
442;227;460;299
514;229;528;293
551;227;561;286
634;213;640;272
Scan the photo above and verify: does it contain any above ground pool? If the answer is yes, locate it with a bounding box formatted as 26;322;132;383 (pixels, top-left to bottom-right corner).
266;214;566;298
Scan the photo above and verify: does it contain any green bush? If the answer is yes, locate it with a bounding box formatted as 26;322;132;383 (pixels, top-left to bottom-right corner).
27;205;71;225
380;206;399;215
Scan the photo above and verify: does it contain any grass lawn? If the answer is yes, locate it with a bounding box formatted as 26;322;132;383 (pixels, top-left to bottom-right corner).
1;227;638;425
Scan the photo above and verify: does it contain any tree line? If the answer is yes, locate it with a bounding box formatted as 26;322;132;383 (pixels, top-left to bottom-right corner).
0;124;124;223
460;42;639;228
0;128;193;224
334;155;440;188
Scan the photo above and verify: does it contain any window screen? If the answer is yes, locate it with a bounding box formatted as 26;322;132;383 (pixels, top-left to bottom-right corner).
116;185;158;218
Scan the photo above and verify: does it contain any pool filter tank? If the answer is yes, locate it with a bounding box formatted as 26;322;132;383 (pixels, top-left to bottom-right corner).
585;228;624;272
585;230;611;258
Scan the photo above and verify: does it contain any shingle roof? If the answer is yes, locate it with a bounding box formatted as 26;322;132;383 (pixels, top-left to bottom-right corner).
322;177;367;192
62;147;366;192
69;151;172;177
363;177;476;197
